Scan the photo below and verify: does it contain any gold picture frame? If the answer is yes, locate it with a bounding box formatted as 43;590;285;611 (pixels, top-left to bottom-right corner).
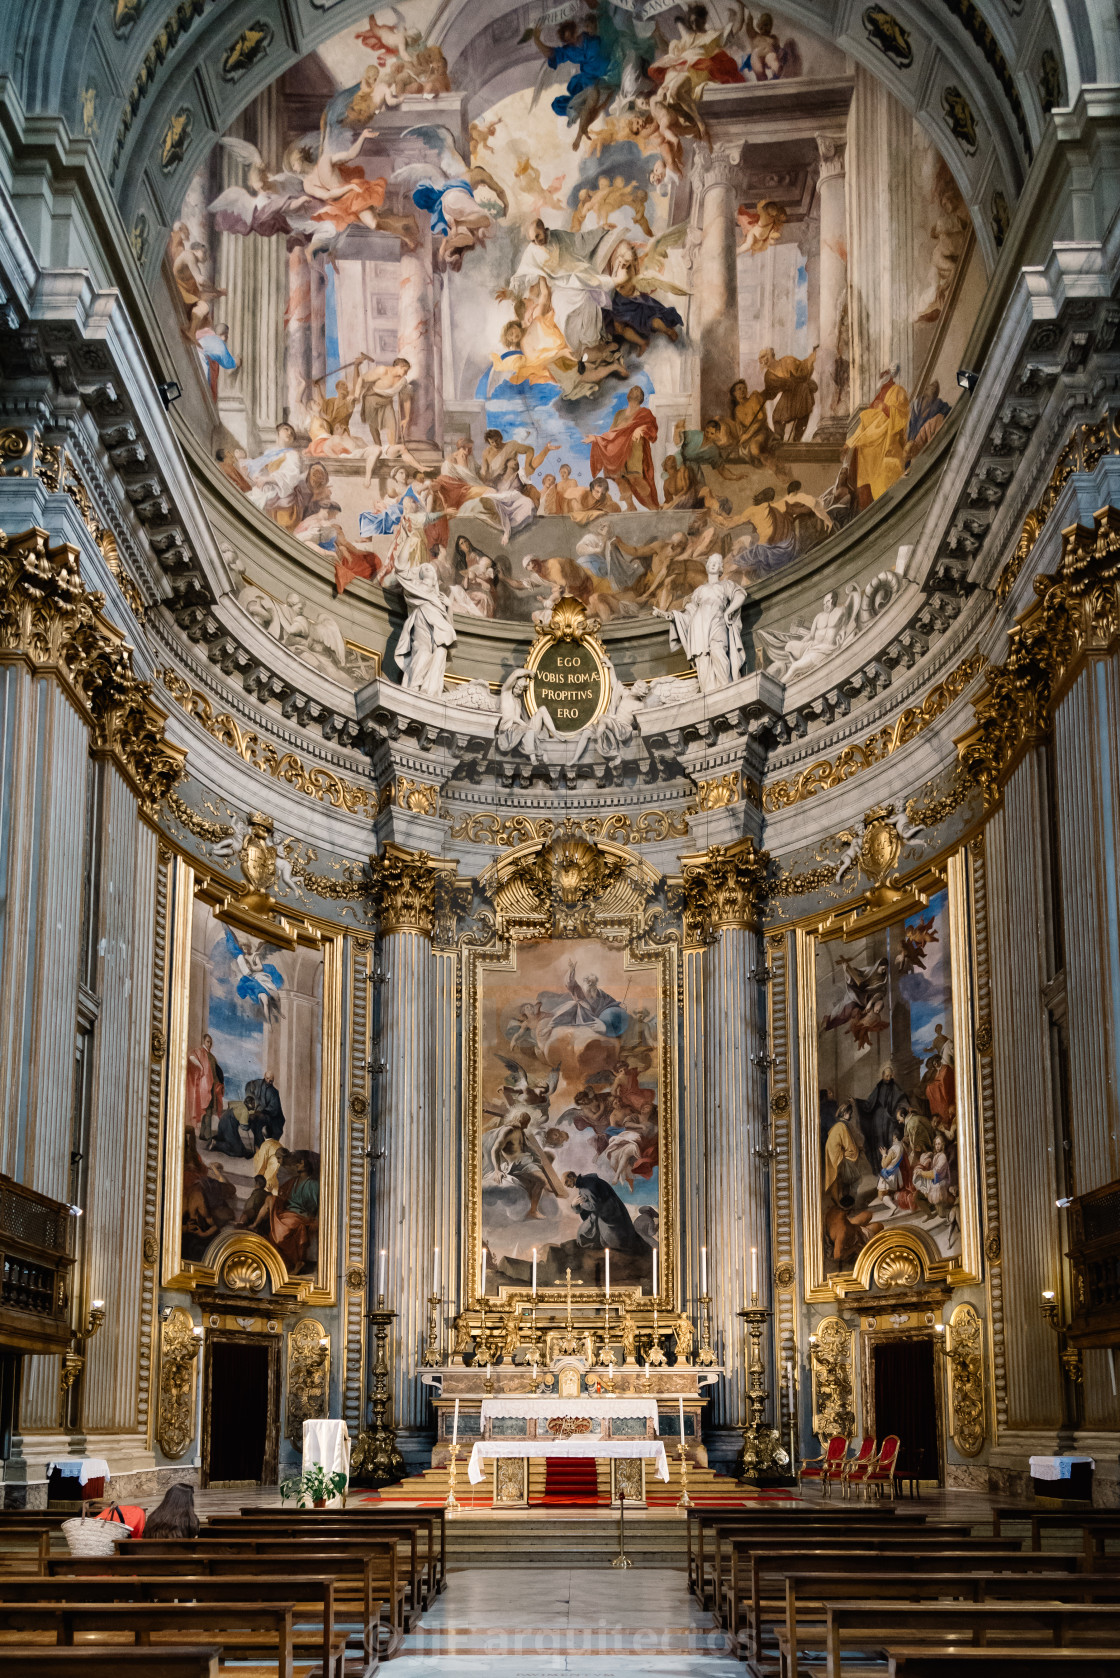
796;848;982;1300
161;854;343;1304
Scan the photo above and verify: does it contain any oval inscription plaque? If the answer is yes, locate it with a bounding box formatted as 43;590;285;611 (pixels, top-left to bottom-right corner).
527;637;608;734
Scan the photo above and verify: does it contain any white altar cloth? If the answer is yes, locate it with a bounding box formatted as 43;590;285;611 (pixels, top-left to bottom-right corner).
467;1440;669;1484
480;1396;660;1423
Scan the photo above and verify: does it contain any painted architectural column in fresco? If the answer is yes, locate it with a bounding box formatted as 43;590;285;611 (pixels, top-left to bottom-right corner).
286;246;313;431
398;229;442;444
845;67;915;405
815;136;849;436
695;145;743;425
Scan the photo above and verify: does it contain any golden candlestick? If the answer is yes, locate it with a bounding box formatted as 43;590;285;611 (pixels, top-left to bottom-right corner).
676;1436;693;1510
444;1441;461;1513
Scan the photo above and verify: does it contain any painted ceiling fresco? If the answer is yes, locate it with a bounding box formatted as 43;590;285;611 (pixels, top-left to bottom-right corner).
171;3;985;634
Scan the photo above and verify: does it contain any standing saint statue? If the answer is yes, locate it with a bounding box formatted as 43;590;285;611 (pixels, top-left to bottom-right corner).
386;562;457;695
653;554;747;692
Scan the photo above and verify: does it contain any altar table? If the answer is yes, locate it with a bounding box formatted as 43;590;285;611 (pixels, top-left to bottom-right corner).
466;1438;670;1506
479;1395;660;1428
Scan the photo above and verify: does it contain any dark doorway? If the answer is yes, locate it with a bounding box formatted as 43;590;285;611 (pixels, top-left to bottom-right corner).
0;1351;21;1461
872;1337;941;1483
202;1333;279;1487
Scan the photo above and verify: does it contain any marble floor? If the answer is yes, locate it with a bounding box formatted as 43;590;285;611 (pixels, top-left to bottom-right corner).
391;1568;743;1675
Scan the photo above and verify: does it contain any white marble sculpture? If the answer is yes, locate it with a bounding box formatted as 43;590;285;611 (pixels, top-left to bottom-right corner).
652;556;747;693
758;570;905;683
496;668;560;763
240;584;367;683
385;563;458;695
451;678;500;712
595;675;649;761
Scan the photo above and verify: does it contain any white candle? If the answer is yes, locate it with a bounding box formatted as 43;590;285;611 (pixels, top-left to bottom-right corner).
378;1249;387;1297
433;1248;439;1293
486;1362;491;1381
678;1394;686;1446
586;1334;592;1361
751;1246;758;1297
604;1248;610;1299
652;1247;658;1298
645;1359;650;1381
786;1360;794;1412
532;1248;537;1298
452;1397;459;1447
480;1249;487;1297
700;1246;707;1296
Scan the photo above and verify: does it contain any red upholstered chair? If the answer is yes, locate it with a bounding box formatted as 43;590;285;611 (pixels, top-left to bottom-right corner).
862;1434;901;1500
841;1435;877;1499
798;1435;848;1499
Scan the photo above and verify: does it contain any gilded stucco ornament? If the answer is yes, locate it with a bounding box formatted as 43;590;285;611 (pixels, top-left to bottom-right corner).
157;1306;201;1460
678;836;770;943
369;842;464;938
449;810;689;848
0;527;185;815
286;1318;330;1448
958;505;1120;804
945;1302;985;1457
809;1315;856;1441
994;413;1120;604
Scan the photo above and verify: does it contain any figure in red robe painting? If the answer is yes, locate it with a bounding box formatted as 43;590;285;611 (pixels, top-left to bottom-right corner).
585;386;659;510
186;1033;224;1146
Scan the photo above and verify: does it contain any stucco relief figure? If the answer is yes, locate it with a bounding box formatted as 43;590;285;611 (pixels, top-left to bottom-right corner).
496;668;560;762
759;570;905;683
386;562;457;694
653;556;746;692
595;673;649;761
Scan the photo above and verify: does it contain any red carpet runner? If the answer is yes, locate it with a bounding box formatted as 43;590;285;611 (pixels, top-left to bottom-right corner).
542;1456;601;1504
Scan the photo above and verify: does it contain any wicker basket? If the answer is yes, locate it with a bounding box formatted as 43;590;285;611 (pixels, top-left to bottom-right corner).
62;1515;133;1557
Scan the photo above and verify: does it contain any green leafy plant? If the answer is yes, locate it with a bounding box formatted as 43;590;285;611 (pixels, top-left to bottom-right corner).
279;1463;348;1506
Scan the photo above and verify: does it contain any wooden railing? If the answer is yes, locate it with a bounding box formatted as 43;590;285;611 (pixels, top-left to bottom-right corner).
1067;1178;1120;1347
0;1173;73;1356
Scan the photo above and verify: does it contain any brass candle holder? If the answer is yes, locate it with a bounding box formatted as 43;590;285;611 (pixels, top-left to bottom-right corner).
696;1293;717;1367
736;1294;789;1480
444;1441;462;1513
422;1293;443;1367
676;1436;693;1510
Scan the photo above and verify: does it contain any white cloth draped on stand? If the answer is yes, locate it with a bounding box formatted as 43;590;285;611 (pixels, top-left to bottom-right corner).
303;1419;351;1507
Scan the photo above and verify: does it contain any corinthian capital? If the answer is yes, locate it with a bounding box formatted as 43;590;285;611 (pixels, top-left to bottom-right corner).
816;134;847;181
678;835;770;943
369;842;466;939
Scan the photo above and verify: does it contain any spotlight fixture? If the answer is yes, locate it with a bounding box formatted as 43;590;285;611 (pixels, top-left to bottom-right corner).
157;379;182;409
956;368;980;392
68;1204;83;1217
1055;1196;1073;1208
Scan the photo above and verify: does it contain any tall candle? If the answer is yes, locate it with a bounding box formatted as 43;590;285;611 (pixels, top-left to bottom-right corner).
678;1394;686;1447
652;1246;658;1298
433;1248;439;1293
700;1245;707;1296
378;1249;386;1297
452;1397;459;1447
605;1248;610;1299
480;1249;487;1297
532;1248;537;1297
645;1359;650;1381
786;1360;794;1413
750;1246;758;1297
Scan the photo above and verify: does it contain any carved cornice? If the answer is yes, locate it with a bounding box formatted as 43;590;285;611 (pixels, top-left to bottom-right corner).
957;505;1120;804
369;842;463;938
993;411;1120;605
678;836;770;943
0;526;185;814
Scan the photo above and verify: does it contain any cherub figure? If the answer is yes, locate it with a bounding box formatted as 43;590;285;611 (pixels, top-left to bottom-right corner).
736;198;787;254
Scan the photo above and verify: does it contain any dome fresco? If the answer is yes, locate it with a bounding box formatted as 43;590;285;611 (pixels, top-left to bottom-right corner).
168;1;986;656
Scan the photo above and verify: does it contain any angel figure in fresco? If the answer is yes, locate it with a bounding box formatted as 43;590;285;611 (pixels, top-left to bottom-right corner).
391;126;507;269
483;1111;565;1221
295;119;420;248
571;175;654;237
604;230;688;353
736;199;787;255
222;927;284;1025
587;105;684;179
208;138;332;253
512;154;567;218
820;955;890;1052
740;11;801;80
355;9;414;63
648;1;747;151
528;2;658;152
895;915;939;976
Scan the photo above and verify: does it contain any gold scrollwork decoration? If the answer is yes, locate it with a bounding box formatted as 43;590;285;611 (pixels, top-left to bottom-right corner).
809;1315;856;1441
496;1456;527;1503
157;1306;201;1459
958;505;1120;805
764;652;985;813
450;809;690;848
0;428;31;476
946;1302;985;1457
994;412;1120;604
159;671;381;817
285;1318;330;1448
379;776;440;816
0;527;185;814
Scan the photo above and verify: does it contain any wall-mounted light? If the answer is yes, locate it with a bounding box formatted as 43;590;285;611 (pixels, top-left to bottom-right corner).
1055;1197;1072;1208
157;380;182;409
956;368;980;392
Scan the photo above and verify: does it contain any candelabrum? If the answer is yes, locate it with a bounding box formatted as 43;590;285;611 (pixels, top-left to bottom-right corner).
676;1434;693;1510
645;1306;667;1366
58;1299;107;1428
422;1294;443;1367
1041;1290;1084;1389
736;1295;790;1480
696;1294;717;1367
355;1303;405;1485
444;1441;462;1513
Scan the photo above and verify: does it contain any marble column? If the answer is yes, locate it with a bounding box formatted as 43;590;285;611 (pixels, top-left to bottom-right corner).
398;228;440;443
695;145;742;426
985;748;1065;1441
814;136;849;438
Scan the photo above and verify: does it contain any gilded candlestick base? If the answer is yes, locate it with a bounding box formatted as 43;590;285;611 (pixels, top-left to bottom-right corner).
676;1440;693;1510
444;1442;462;1513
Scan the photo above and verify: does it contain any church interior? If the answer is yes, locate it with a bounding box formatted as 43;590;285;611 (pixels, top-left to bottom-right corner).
0;0;1119;1672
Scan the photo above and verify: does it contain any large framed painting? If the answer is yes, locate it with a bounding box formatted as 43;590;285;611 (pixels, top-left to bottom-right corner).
467;935;675;1304
162;858;342;1301
796;850;980;1297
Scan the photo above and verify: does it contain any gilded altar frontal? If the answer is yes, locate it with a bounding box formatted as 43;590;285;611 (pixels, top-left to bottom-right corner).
1;0;1119;1609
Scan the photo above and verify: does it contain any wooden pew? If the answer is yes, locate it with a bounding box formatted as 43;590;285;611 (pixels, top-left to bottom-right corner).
0;1573;345;1678
992;1507;1120;1560
0;1525;55;1575
236;1504;447;1597
886;1651;1120;1675
51;1550;392;1669
0;1600;296;1678
210;1510;439;1609
690;1511;947;1610
822;1599;1120;1678
731;1541;1039;1659
685;1504;917;1597
0;1648;222;1677
775;1569;1120;1677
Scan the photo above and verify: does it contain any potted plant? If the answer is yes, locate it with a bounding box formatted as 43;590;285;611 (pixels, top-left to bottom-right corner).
279;1463;348;1508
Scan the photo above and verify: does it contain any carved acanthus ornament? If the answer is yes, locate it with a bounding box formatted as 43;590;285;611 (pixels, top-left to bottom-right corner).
369;843;464;937
156;1306;201;1459
449;809;689;848
945;1302;985;1458
285;1318;329;1448
958;505;1120;805
0;527;185;814
809;1315;856;1441
678;837;769;944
